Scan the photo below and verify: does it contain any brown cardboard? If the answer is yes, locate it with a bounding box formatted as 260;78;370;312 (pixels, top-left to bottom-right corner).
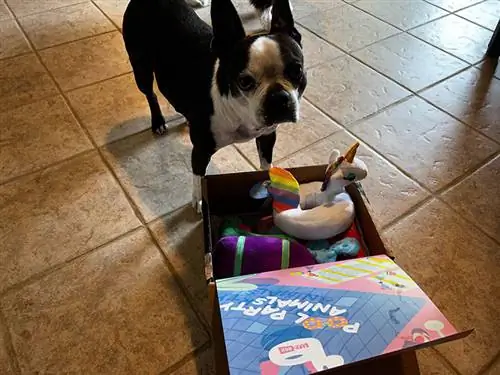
201;165;471;374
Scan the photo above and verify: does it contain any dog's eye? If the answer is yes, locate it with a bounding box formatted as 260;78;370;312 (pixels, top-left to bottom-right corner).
287;63;303;80
237;74;256;91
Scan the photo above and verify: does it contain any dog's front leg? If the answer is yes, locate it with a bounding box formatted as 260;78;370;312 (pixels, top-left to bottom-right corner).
191;146;213;213
256;132;276;170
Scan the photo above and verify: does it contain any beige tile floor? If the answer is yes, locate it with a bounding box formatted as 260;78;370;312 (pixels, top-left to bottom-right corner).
0;0;498;373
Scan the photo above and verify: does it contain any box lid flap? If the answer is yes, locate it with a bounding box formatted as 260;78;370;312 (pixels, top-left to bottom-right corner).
215;255;472;374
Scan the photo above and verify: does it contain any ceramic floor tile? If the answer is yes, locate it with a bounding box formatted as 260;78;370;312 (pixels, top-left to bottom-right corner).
292;0;343;20
279;131;429;228
0;96;93;183
457;0;500;31
171;348;216;375
0;152;140;292
0;323;15;375
441;155;500;242
483;357;500;375
0;18;30;59
417;348;457;375
18;2;115;49
103;128;254;222
208;144;256;175
0;1;11;20
409;14;492;64
93;0;128;27
232;2;265;33
198;0;261;29
39;31;130;91
0;228;209;374
299;3;399;52
353;33;468;91
421;66;500;142
235;100;342;167
297;26;344;69
149;207;210;323
0;53;58;113
382;200;500;375
354;0;448;30
424;0;484;12
67;73;177;146
5;0;84;17
305;55;410;125
351;97;499;191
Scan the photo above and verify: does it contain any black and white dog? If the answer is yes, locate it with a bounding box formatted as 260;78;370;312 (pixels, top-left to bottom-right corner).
122;0;307;211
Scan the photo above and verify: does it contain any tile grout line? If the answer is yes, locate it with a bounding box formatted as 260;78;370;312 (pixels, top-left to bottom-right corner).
454;11;497;32
90;0;123;31
6;0;88;19
414;87;500;147
0;148;95;189
0;309;21;375
64;70;132;93
434;149;500;196
382;163;500;250
0;227;145;300
233;145;260;170
349;0;493;47
158;340;212;375
422;0;486;13
347;0;449;33
301;97;434;193
0;49;31;63
143;223;214;335
379;195;435;232
428;346;463;375
32;29;117;54
478;350;500;375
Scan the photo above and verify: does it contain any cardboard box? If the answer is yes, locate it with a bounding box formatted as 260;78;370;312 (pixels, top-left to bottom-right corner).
202;165;471;375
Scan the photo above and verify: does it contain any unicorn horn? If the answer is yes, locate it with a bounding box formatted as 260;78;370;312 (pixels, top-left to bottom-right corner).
344;142;360;163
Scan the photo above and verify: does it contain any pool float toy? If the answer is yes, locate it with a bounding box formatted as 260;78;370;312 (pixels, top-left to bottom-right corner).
269;142;368;241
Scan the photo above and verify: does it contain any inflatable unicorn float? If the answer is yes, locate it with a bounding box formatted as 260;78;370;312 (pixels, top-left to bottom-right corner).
267;142;368;241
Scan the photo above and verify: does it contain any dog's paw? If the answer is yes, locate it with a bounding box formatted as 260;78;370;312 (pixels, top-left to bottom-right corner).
192;198;203;214
152;123;167;136
259;7;273;31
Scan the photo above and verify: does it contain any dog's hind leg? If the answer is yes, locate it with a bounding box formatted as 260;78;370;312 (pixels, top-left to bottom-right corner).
129;58;167;136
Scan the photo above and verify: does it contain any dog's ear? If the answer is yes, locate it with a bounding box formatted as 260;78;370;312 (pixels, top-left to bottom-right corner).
270;0;301;45
211;0;246;56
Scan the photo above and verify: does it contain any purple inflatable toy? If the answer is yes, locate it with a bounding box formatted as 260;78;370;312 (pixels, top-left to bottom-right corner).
213;235;317;279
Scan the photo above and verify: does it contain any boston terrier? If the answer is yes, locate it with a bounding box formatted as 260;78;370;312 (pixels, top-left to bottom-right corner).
122;0;307;212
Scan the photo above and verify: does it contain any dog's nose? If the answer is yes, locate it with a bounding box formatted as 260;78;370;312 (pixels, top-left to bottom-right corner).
268;90;292;110
263;85;297;126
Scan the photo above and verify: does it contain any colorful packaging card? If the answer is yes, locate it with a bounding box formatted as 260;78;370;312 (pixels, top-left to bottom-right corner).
216;256;460;374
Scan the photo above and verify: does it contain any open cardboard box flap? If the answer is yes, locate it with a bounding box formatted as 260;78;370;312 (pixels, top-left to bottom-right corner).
202;165;472;375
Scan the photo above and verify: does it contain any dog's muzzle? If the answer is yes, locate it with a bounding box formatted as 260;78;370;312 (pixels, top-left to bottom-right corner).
263;86;298;126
